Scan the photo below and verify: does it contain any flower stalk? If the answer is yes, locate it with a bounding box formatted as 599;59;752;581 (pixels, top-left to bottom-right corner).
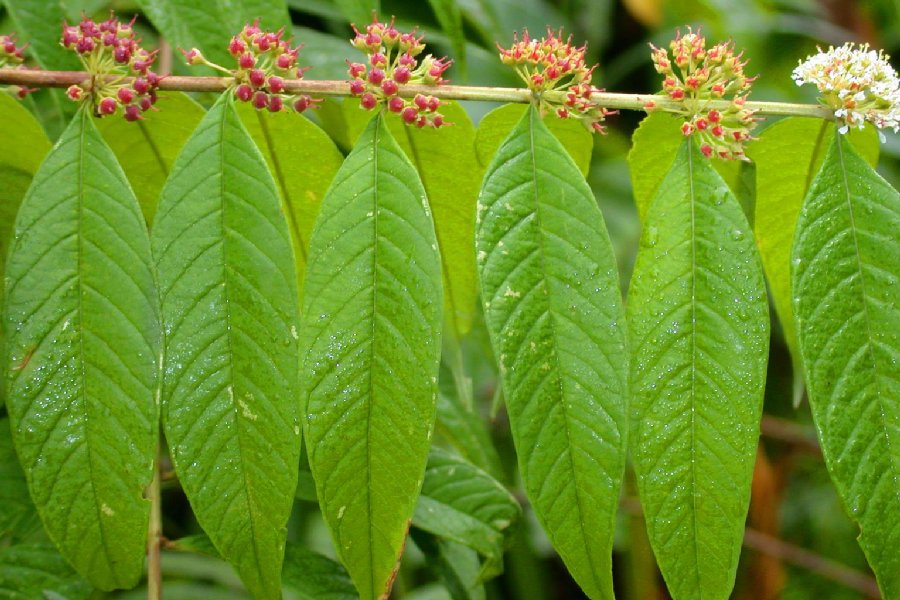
0;67;836;118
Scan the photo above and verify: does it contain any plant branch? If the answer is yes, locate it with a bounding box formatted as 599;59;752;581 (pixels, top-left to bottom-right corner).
0;68;835;118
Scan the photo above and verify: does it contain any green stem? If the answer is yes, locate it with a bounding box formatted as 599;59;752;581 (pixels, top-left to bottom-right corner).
0;68;835;118
146;445;162;600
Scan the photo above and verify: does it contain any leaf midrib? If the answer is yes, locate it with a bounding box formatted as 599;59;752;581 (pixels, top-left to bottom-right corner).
686;141;702;595
367;116;380;599
526;106;603;596
833;134;900;502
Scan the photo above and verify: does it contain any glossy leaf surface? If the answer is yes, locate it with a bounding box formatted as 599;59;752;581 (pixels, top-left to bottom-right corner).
299;115;443;600
627;139;769;600
4;110;159;590
476;105;628;600
791;132;900;597
152;95;299;600
97;93;206;224
238;103;345;296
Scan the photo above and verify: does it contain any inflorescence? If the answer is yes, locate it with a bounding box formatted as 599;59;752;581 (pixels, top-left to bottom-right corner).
182;20;315;114
347;16;452;128
792;42;900;136
649;29;757;160
0;34;34;99
497;28;614;134
62;14;160;121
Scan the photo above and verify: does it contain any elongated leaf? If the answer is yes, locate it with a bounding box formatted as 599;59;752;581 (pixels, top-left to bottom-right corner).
476;105;628;600
475;104;593;176
388;103;481;339
152;95;299;600
299;114;443;600
410;531;485;600
627;139;769;600
791;132;900;597
413;448;519;572
237;103;344;296
749;118;878;402
0;0;80;70
135;0;290;66
0;418;40;541
282;544;358;600
97;93;206;224
0;543;93;599
4;109;159;590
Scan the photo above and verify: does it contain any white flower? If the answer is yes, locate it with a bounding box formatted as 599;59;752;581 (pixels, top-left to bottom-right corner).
792;42;900;134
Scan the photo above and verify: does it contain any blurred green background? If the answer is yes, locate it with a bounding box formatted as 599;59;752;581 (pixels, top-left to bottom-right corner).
1;0;898;598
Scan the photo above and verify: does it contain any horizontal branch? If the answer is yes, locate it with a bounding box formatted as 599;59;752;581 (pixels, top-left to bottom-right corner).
0;68;835;119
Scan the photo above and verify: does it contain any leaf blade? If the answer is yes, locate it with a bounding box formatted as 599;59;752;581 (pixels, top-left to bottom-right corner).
152;95;300;600
299;114;443;600
4;109;159;590
627;139;769;600
475;105;628;600
791;132;900;597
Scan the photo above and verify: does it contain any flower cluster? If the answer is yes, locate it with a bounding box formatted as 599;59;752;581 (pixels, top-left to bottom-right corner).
792;43;899;135
347;16;451;128
498;28;614;133
649;29;757;159
183;20;315;113
0;34;35;98
61;14;160;121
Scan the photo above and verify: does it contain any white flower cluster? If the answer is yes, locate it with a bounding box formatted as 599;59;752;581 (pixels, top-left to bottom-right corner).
792;43;899;136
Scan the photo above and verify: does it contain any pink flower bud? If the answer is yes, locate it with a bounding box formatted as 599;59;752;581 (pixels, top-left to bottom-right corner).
360;92;378;110
293;96;311;112
348;62;367;78
76;37;94;54
182;48;205;65
388;96;404;112
98;97;117;115
253;91;268;109
393;67;410;84
681;122;694;136
239;52;255;69
367;68;385;85
349;80;366;95
413;94;428;110
146;71;161;87
114;45;130;63
117;87;134;104
370;52;387;67
133;77;149;94
229;37;246;56
401;106;418;124
707;110;721;122
268;95;283;112
276;53;294;70
700;144;713;158
124;104;143;121
432;115;444;127
249;69;266;87
66;85;83;101
267;76;285;93
711;125;724;137
235;84;253;102
381;79;398;95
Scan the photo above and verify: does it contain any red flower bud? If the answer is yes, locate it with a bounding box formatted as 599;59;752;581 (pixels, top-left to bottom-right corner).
249;69;266;87
117;87;135;104
229;37;246;56
700;144;713;158
388;97;405;112
66;85;83;101
267;76;285;93
360;92;378;110
393;67;411;84
367;68;385;85
381;79;398;95
268;95;283;112
98;97;117;115
235;84;253;102
253;91;268;109
401;106;418;124
239;52;255;69
293;96;311;112
349;79;366;95
124;104;143;121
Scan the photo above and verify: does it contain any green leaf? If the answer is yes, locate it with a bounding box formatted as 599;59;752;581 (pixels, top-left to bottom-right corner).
135;0;290;66
152;95;300;600
627;139;769;600
97;92;206;225
413;448;519;574
0;0;81;70
426;0;467;77
410;531;485;600
0;543;93;599
0;418;40;541
315;98;377;153
3;109;159;590
627;112;682;223
237;103;344;298
475;105;628;600
475;104;593;177
282;544;358;600
748;118;879;401
791;132;900;598
299;114;443;600
387;103;481;339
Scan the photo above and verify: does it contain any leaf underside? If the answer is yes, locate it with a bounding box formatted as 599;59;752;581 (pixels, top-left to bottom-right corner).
476;105;628;600
299;114;443;600
791;133;900;597
627;138;769;600
152;95;300;600
4;109;159;590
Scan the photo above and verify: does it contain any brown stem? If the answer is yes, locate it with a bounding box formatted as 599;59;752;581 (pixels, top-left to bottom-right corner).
0;68;835;118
